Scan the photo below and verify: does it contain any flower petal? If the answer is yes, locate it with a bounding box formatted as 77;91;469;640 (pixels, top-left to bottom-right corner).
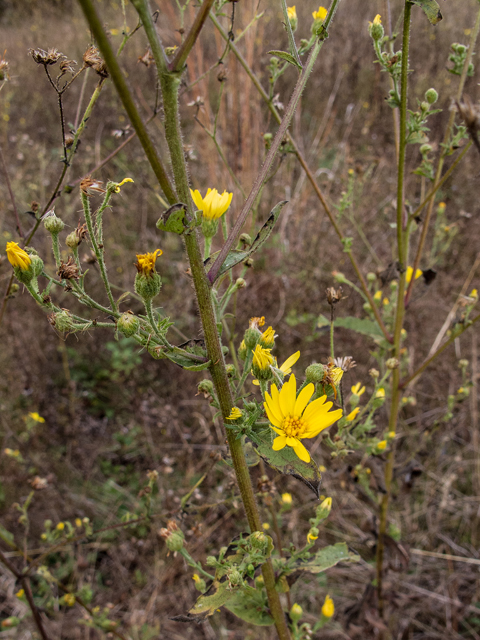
304;408;343;437
272;435;287;451
292;440;311;462
264;401;282;429
294;382;314;416
190;189;204;211
280;374;297;416
269;384;283;419
302;395;327;422
279;350;300;374
265;390;283;426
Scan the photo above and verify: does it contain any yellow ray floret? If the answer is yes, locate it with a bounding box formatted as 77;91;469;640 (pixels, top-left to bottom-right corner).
190;188;233;220
252;344;274;371
264;374;342;463
312;6;328;21
6;242;31;270
135;249;163;275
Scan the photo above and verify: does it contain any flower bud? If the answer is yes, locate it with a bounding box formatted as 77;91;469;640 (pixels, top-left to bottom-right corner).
198;379;214;396
425;88;438;104
227;567;244;588
386;357;399;370
117;312;139;337
369;14;384;41
321;594;334;618
290;603;303;622
287;6;298;32
26;251;44;278
43;212;65;235
53;310;75;333
134;272;162;301
237;340;247;361
66;231;80;248
225;364;236;378
305;363;325;384
244;327;262;350
249;530;269;552
235;278;246;289
206;556;217;567
192;574;206;592
367;272;377;282
316;496;332;520
369;368;379;379
419;143;432;155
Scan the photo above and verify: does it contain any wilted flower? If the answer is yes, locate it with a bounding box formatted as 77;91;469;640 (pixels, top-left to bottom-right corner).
264;374;342;462
138;49;155;66
80;175;105;197
29;47;64;66
226;407;243;420
135;249;163;276
57;258;80;281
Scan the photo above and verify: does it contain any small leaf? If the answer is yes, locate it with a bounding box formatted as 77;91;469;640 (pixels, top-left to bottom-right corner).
267;50;302;69
183;361;212;372
410;0;442;25
205;201;287;280
280;542;359;577
156;203;187;234
252;431;323;498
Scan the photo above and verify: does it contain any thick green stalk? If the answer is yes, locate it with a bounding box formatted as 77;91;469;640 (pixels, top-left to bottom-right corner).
77;0;176;204
130;2;291;636
169;0;216;72
405;2;480;306
376;1;412;617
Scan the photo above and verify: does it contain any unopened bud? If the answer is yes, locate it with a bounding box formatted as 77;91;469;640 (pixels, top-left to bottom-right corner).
290;603;303;622
117;312;139;337
305;363;325;384
198;379;214;396
425;88;438;104
386;357;399;370
43;212;65;235
369;368;380;379
134;272;162;301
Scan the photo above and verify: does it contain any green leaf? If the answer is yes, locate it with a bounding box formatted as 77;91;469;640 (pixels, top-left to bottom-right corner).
204;201;287;279
0;524;15;548
317;314;383;340
156;203;187;234
267;50;302;69
410;0;442;25
280;542;359;577
225;586;274;626
252;431;323;498
189;581;234;617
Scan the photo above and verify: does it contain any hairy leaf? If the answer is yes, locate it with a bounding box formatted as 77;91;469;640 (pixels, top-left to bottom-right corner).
267;50;302;69
280;542;359;576
318;314;383;339
410;0;442;25
225;586;274;626
156;204;187;235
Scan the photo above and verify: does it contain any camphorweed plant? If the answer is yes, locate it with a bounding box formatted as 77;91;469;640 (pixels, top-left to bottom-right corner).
2;0;480;638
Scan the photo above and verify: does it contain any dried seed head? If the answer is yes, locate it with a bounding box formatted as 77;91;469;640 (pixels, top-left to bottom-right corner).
57;257;80;280
326;286;343;305
217;68;228;82
334;356;357;372
138;49;155;67
0;51;10;81
29;47;64;66
65;135;75;148
80;175;105;197
456;95;480;130
83;45;109;78
59;59;77;75
31;201;39;214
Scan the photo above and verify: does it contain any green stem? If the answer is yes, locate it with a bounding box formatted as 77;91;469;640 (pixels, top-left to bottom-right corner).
405;3;480;306
169;0;216;72
376;1;412;617
280;0;302;67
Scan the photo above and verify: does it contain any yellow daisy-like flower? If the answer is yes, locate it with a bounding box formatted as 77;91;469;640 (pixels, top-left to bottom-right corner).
190;188;233;221
312;6;328;21
376;388;385;398
281;492;292;505
346;407;360;422
373;290;382;302
377;440;387;451
28;412;45;423
405;266;423;284
322;594;334;618
264;374;343;463
287;5;297;20
226;407;243;420
6;242;31;270
135;249;163;276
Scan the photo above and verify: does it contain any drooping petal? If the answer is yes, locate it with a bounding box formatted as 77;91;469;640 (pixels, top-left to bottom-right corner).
265;389;283;425
294;383;315;417
302;395;327;422
279;374;297;416
272;435;287;450
279;350;300;375
264;400;283;429
292;440;311;463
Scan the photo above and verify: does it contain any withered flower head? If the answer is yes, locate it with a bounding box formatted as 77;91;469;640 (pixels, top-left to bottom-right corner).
159;520;179;539
59;59;77;75
334;356;357;372
31;201;39;214
30;476;49;490
57;257;80;281
217;68;228;82
326;286;343;305
80;175;105;197
0;51;9;81
249;316;265;330
456;96;480;155
29;47;64;66
138;49;155;67
82;46;108;78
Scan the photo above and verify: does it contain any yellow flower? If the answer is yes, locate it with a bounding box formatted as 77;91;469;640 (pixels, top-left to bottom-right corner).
346;407;360;422
373;14;382;25
6;242;31;270
28;412;45;423
279;351;300;375
135;249;163;276
260;326;276;348
312;6;328;21
376;388;385;398
16;589;25;598
307;531;318;543
252;344;274;371
387;431;396;438
262;522;270;530
113;177;134;193
75;518;82;528
322;594;334;618
192;574;201;583
226;407;243;420
383;298;390;306
56;522;65;531
281;492;293;505
377;440;387;450
373;290;382;302
190;188;233;221
64;593;75;607
470;288;478;298
264;374;343;463
351;383;365;396
405;266;423;284
287;5;297;20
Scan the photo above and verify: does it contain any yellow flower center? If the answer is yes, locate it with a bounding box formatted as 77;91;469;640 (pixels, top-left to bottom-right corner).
282;414;307;437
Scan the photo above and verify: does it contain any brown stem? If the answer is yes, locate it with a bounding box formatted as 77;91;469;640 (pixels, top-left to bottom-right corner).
169;0;215;72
